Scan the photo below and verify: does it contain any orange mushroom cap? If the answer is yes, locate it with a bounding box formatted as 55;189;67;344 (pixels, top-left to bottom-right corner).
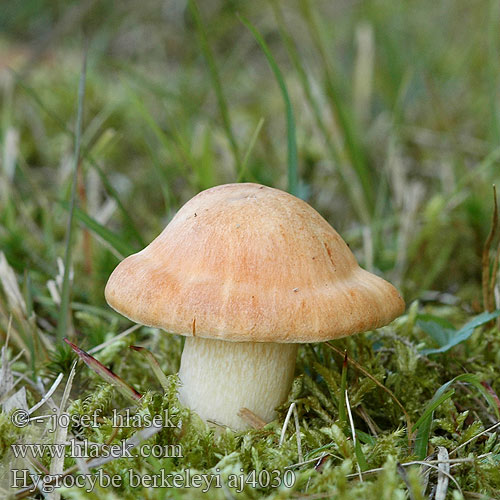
105;183;404;342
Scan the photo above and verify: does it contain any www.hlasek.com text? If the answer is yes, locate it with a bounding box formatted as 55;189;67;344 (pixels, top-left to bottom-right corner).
12;468;296;494
11;438;183;460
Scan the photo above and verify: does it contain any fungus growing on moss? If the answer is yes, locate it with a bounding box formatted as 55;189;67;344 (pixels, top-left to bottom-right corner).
105;183;404;430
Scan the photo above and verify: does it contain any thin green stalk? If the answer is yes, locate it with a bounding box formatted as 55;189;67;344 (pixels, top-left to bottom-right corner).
57;46;87;343
12;73;145;248
239;14;299;196
338;351;348;429
237;117;265;182
271;0;370;223
91;161;145;247
188;0;241;173
413;373;499;459
59;202;135;259
488;0;500;145
130;346;170;392
299;0;375;212
126;84;190;174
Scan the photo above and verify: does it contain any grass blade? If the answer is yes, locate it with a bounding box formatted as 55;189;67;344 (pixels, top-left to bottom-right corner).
130;345;170;392
188;0;241;173
413;372;500;459
420;309;500;355
298;0;375;211
57;46;87;343
338;351;348;429
271;1;370;223
345;387;368;473
413;389;455;432
414;389;454;460
12;72;146;248
60;201;136;259
325;341;412;444
354;439;369;472
126;84;193;181
238;14;299;196
90;161;146;248
237;117;265;182
64;338;142;403
482;186;498;312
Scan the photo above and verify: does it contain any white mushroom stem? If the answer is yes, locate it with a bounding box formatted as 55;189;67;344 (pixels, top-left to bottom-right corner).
177;337;298;430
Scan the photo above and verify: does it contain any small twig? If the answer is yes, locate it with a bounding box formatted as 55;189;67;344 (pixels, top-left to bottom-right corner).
396;463;417;500
88;324;141;354
449;420;500;456
420;460;462;496
27;457;50;476
105;425;120;446
237;407;266;430
462;491;498;499
28;373;63;415
285;452;333;470
345;458;473;480
356;404;380;436
11;371;42;391
435;446;451;500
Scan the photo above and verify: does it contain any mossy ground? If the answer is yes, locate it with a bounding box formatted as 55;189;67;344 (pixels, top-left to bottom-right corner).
1;1;500;498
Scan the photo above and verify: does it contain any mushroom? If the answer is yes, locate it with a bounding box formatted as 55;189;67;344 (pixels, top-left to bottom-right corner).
105;183;404;430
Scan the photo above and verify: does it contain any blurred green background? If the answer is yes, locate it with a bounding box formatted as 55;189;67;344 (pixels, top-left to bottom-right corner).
1;3;500;498
0;0;498;317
